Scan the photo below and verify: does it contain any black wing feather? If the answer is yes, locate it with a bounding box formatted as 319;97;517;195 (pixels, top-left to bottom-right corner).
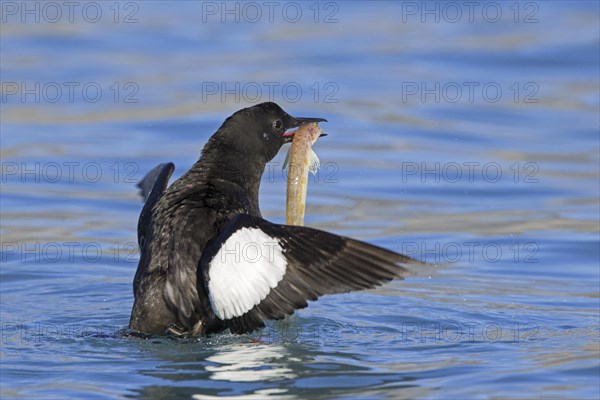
136;163;174;250
201;214;421;334
137;162;175;202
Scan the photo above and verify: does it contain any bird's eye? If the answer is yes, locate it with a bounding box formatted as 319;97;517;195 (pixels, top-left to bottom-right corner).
273;119;283;130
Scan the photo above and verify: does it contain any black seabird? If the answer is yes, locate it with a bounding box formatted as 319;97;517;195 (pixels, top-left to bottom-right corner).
130;102;419;335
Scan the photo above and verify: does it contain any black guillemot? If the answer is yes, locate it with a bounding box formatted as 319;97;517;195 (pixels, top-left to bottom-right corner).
129;102;420;336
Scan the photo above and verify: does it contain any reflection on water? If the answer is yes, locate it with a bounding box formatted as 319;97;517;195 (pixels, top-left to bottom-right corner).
1;1;599;399
206;344;297;382
193;388;293;400
197;344;297;400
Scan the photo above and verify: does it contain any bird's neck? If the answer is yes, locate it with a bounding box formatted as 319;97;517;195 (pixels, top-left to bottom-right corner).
182;139;265;215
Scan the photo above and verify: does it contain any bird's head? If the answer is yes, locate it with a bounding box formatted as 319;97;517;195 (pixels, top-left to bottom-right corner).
209;102;327;164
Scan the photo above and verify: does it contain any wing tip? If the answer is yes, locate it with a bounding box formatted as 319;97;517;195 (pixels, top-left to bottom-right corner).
137;162;175;200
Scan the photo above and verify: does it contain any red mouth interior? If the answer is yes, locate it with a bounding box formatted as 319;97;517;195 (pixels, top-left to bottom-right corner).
282;128;298;138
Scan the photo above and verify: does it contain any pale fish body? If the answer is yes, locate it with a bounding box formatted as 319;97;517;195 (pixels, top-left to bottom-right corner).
283;122;322;226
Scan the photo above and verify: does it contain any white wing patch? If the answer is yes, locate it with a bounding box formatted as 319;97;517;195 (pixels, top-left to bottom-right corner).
207;227;287;320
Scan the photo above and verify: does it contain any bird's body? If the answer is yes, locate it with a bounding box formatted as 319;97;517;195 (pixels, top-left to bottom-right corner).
130;102;419;336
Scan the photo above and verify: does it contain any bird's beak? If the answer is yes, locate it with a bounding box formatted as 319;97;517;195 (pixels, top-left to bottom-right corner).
283;117;328;142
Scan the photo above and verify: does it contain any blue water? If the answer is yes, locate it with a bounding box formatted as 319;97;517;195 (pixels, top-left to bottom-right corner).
1;1;599;399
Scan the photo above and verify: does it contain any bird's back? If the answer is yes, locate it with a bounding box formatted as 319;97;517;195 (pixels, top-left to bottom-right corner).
130;160;262;334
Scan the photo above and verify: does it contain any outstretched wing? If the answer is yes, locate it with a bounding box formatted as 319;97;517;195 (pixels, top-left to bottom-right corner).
136;162;174;250
199;214;420;334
